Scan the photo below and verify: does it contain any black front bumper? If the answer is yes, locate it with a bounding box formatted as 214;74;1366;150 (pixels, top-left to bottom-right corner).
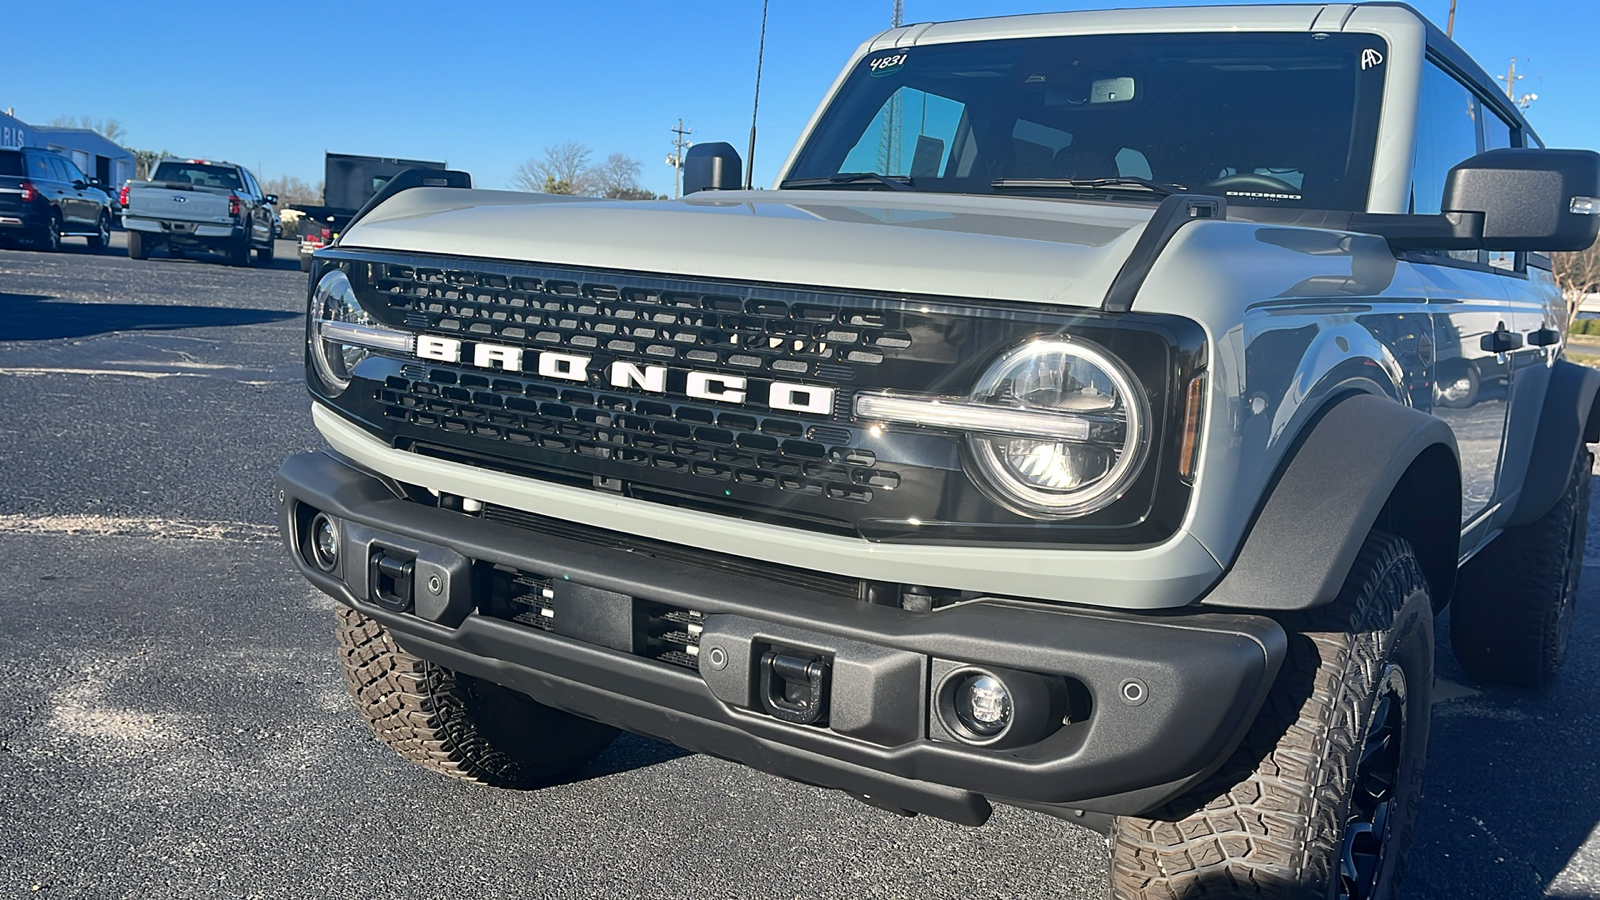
277;450;1285;825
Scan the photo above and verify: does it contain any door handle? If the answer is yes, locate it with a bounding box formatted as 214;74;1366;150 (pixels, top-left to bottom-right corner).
1481;327;1524;354
1527;327;1562;347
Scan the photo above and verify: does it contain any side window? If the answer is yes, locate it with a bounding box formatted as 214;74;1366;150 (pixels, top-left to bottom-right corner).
1411;62;1480;217
243;170;261;197
1482;107;1517;269
840;87;967;179
60;158;87;184
25;152;54;181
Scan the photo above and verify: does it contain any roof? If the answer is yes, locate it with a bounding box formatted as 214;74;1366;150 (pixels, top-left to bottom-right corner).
31;126;133;159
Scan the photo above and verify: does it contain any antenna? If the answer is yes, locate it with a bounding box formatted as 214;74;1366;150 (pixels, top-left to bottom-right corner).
746;0;770;190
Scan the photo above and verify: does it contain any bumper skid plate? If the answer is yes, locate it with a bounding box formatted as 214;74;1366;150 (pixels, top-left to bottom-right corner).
277;450;1286;823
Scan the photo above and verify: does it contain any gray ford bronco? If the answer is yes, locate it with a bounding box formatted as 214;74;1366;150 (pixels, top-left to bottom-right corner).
276;4;1600;897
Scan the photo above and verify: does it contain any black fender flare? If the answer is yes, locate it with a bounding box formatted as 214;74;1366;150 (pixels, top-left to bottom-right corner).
1507;359;1600;527
1201;393;1460;611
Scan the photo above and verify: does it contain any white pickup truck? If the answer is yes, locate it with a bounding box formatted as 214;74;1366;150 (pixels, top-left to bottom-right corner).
120;158;277;266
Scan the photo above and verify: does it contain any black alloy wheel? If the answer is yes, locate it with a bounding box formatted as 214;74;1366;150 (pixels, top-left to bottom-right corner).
40;216;61;252
1340;664;1408;900
89;212;111;250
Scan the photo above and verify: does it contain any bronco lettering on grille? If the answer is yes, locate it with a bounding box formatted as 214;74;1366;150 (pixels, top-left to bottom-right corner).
415;335;836;415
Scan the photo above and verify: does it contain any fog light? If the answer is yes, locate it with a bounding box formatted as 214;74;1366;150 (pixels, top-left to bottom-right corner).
956;674;1012;736
309;512;339;572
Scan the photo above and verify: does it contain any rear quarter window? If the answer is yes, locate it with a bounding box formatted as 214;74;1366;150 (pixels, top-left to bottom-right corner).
0;151;22;177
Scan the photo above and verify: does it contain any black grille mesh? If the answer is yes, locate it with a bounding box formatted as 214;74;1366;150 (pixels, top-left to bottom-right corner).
375;367;896;503
371;264;913;379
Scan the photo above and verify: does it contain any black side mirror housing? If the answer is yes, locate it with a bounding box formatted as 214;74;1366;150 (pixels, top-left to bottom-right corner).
1444;148;1600;251
265;193;280;205
683;143;743;194
1354;148;1600;252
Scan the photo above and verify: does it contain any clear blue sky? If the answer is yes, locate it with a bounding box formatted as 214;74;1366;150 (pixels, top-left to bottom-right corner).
6;1;1596;197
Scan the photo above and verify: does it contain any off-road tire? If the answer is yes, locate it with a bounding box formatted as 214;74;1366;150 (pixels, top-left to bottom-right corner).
1110;532;1434;899
88;212;111;251
126;231;149;260
1451;449;1591;688
334;606;619;787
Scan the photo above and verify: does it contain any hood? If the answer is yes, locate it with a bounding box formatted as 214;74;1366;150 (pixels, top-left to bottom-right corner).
339;187;1158;307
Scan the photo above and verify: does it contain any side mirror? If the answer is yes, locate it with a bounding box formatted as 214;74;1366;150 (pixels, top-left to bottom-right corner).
683;143;743;194
88;177;102;188
265;193;279;205
72;180;88;190
1444;148;1600;252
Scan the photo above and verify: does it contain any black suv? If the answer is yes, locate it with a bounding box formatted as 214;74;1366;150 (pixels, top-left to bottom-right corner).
0;147;114;251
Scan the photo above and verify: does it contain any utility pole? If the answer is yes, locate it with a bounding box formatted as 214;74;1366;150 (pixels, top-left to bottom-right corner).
667;119;692;199
876;1;906;175
1497;58;1538;109
1446;0;1457;37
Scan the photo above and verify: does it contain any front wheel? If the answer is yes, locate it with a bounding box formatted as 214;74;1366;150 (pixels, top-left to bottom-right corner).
335;607;619;787
87;212;111;250
1110;532;1434;900
254;238;275;265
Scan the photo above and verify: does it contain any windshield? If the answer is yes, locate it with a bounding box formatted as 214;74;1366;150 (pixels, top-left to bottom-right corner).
786;32;1388;211
151;162;242;190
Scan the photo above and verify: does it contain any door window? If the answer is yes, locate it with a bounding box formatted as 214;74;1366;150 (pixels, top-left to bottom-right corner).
1411;63;1481;217
60;157;87;184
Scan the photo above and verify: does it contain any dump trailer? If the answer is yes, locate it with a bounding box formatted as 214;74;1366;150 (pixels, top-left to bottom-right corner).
291;152;446;271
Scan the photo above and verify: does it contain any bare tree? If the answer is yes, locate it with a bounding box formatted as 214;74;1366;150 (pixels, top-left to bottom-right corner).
133;149;171;180
511;145;660;199
593;152;645;199
261;175;323;206
1555;243;1600;316
49;115;127;145
511;141;597;195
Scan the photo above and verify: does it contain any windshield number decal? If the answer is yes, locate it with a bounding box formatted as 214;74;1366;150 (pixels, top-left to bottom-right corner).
869;53;907;76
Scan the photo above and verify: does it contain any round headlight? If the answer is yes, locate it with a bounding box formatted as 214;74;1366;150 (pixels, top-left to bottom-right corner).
965;338;1149;518
309;269;371;395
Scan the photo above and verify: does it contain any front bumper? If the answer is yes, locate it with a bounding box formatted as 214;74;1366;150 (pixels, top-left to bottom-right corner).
277;450;1286;824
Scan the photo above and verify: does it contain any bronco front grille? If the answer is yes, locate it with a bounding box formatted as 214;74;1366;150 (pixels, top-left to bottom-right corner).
319;249;1204;546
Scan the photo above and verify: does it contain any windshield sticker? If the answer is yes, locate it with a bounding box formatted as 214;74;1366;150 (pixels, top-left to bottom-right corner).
868;52;908;77
1361;48;1384;70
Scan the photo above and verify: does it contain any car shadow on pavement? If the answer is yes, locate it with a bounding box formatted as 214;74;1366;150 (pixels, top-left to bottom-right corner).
0;291;299;342
1406;570;1600;898
554;733;693;786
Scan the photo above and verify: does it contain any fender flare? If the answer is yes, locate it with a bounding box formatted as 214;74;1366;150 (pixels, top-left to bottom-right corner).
1507;359;1600;527
1201;393;1460;611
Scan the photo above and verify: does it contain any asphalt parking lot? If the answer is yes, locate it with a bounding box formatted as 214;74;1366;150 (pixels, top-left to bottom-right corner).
1;233;1598;899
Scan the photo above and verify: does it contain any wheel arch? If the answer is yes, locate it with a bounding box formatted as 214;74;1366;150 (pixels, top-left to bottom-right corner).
1200;392;1460;612
1507;359;1600;528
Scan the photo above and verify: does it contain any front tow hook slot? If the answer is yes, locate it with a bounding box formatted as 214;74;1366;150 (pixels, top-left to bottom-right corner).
759;650;830;725
368;550;415;612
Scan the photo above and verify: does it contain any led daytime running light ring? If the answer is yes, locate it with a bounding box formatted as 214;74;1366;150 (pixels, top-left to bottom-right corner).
966;337;1150;519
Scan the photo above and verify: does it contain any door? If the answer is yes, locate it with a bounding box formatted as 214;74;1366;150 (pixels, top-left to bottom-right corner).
57;156;96;227
26;152;72;227
1412;60;1522;527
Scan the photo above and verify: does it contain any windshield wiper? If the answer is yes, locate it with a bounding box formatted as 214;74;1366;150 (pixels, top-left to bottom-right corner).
780;172;915;192
991;177;1187;196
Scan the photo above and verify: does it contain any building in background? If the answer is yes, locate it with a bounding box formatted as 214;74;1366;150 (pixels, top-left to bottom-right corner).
0;109;134;189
